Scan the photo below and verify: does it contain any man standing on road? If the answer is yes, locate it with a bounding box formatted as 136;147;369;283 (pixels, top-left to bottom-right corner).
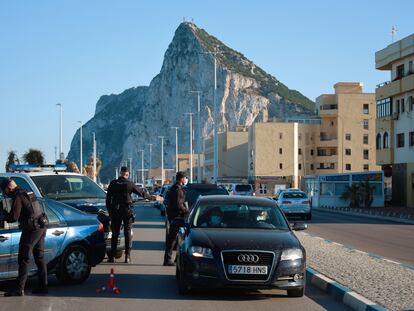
163;171;189;266
1;178;48;297
106;166;155;263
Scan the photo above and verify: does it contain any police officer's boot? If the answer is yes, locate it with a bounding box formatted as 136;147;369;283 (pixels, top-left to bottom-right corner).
4;289;24;297
124;250;131;264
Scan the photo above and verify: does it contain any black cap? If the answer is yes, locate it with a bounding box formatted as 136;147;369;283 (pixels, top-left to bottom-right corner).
120;166;129;173
176;171;186;181
0;178;12;192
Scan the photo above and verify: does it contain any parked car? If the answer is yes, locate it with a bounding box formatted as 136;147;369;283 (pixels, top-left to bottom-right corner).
275;191;311;220
154;184;171;216
0;167;127;259
0;195;106;284
229;184;255;196
174;195;307;296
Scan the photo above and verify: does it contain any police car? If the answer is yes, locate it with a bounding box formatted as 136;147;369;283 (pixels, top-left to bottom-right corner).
0;164;129;259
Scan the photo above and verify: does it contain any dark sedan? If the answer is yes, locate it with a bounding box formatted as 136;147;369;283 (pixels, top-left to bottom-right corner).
175;195;307;296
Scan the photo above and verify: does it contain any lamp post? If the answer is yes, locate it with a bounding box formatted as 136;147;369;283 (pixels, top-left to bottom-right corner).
185;113;194;183
146;143;153;179
92;132;97;182
158;136;164;185
171;127;179;173
77;121;83;174
56;103;63;161
189;91;202;183
138;150;144;184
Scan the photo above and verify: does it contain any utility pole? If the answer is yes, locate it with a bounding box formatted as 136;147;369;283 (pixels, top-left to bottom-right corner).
146;143;153;179
190;91;202;183
56;103;63;161
138;150;144;184
171;127;179;173
185;113;194;183
158;136;164;185
92;132;97;182
391;25;398;43
78;121;83;174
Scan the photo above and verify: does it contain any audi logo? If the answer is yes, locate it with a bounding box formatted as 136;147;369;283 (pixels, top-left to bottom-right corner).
237;254;259;263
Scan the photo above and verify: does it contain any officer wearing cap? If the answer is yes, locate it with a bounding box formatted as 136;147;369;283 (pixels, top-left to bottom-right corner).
163;171;189;266
106;166;155;263
1;178;48;297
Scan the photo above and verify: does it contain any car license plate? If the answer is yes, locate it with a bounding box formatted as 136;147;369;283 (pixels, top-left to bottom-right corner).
228;265;268;275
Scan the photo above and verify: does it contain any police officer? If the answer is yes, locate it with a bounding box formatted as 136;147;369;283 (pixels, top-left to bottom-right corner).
163;171;189;266
106;166;154;263
1;178;48;297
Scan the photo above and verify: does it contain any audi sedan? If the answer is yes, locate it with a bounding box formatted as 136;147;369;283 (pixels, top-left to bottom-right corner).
174;195;307;297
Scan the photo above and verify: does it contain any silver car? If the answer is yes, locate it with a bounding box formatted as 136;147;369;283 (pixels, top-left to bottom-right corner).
276;191;311;220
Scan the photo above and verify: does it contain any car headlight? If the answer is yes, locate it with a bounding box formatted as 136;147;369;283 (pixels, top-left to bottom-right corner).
189;246;214;259
281;248;303;261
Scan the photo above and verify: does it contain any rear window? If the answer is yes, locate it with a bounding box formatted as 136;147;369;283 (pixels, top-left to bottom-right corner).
283;192;307;199
235;185;252;192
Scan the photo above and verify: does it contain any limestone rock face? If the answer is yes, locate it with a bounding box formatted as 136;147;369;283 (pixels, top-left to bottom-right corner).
67;22;315;181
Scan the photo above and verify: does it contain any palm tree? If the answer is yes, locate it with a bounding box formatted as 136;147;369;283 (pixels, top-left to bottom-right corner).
340;183;361;208
5;151;20;171
22;149;45;165
360;180;375;209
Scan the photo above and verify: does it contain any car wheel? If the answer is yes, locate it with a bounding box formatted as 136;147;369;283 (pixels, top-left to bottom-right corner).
177;265;190;295
287;287;304;297
56;244;91;285
115;250;123;259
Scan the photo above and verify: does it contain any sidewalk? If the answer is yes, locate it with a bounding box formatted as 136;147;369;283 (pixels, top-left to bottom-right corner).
314;205;414;224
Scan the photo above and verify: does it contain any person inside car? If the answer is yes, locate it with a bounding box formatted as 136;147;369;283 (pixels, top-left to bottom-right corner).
200;207;226;228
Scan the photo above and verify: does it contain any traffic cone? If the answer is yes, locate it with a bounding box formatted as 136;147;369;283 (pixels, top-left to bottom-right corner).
96;268;121;294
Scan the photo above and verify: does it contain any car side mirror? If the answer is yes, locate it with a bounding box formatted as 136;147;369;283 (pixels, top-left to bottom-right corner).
291;222;308;231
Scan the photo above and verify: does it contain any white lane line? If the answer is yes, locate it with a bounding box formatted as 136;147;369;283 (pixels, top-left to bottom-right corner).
382;258;402;265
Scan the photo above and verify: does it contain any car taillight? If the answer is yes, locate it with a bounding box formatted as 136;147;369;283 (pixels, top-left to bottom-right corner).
282;201;292;204
302;200;310;204
98;223;104;233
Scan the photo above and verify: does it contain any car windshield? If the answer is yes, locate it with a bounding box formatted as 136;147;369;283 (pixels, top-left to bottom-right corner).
185;187;228;208
192;203;289;230
283;192;307;199
235;185;252;192
31;175;106;200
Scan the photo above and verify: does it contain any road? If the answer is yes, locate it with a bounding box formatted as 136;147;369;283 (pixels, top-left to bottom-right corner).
0;203;350;311
307;209;414;266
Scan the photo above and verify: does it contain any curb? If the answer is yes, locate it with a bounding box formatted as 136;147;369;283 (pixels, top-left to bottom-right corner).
313;207;414;225
306;267;387;311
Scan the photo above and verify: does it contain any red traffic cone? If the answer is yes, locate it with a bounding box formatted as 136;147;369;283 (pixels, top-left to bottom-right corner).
96;268;121;294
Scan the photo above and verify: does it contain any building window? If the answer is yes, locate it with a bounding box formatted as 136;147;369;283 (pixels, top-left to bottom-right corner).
319;163;335;170
363;104;369;114
376;98;392;118
345;133;351;141
298;164;302;170
279;148;282;155
298;148;302;155
259;184;267;194
409;96;414;111
396;64;405;79
383;132;389;148
310;164;314;170
363;119;369;130
363;164;369;171
401;98;405;113
279;163;283;169
363;134;369;144
310;149;314;156
345;148;351;155
298;133;302;140
279;133;283;139
345;164;351;171
331;121;334;126
363;149;369;160
409;60;413;74
376;133;382;150
396;99;400;114
397;133;405;148
410;132;414;147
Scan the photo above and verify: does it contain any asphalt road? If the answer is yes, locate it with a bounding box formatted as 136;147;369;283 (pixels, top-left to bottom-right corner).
0;203;351;311
306;209;414;266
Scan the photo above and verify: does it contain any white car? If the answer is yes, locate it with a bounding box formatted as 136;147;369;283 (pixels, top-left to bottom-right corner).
276;191;311;220
229;184;255;196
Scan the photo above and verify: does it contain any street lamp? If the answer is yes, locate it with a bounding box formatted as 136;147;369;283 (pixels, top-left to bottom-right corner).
185;113;194;183
158;136;164;185
146;143;153;179
171;127;179;173
138;150;144;184
189;91;203;183
56;103;63;161
78;121;83;174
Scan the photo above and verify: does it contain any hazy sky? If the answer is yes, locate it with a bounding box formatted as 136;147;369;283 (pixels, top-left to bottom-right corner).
0;0;413;170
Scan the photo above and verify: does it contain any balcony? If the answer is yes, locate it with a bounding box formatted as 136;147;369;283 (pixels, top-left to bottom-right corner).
376;73;414;99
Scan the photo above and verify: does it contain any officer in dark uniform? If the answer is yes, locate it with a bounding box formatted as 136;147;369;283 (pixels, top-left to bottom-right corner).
106;166;154;263
1;178;48;297
163;171;189;266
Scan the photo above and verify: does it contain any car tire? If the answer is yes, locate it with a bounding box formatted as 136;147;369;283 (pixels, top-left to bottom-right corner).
287;287;304;297
56;244;91;285
177;265;190;295
115;250;123;259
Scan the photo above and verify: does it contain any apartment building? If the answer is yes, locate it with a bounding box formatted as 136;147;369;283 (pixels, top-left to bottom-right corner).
203;129;248;182
177;153;203;182
375;34;414;208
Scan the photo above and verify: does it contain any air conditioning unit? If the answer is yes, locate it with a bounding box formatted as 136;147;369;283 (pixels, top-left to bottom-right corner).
392;113;399;120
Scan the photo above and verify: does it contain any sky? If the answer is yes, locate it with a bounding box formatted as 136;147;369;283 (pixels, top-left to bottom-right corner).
0;0;413;171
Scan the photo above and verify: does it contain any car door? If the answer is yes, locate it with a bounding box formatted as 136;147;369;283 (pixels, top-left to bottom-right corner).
43;201;67;263
0;224;12;279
